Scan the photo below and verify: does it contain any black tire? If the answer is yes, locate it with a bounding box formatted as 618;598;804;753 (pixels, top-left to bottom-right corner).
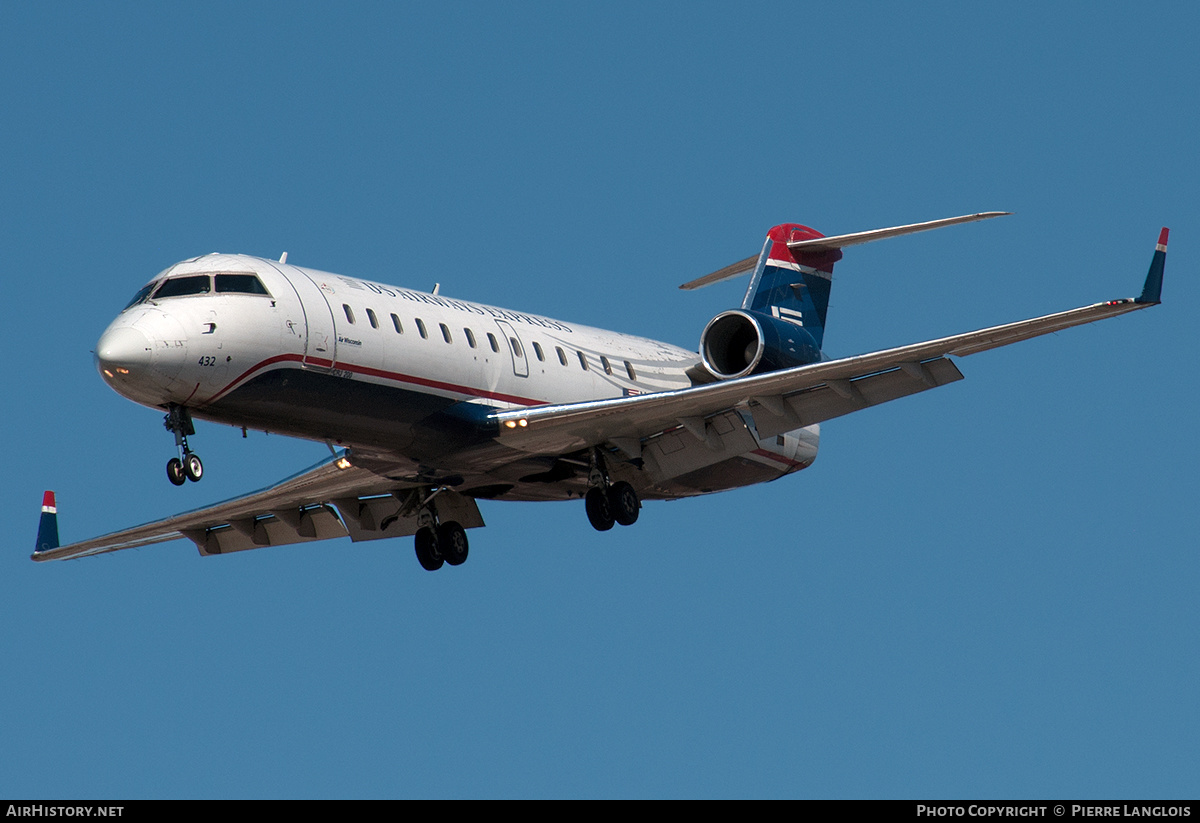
608;481;640;526
166;458;186;486
438;521;469;566
414;527;443;571
184;453;204;482
585;487;615;531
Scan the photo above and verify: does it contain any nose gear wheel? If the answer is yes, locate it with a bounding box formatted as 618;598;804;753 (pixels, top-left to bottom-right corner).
163;404;203;485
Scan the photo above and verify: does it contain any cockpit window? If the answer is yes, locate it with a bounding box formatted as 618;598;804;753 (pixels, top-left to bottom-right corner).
123;283;156;311
153;275;212;298
215;273;270;295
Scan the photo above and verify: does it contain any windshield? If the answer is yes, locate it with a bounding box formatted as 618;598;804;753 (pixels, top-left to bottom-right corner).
215;274;270;295
123;282;157;311
152;275;212;299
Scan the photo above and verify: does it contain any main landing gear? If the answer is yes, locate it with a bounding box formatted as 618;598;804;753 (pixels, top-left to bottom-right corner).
406;488;469;572
584;448;640;532
163;404;203;486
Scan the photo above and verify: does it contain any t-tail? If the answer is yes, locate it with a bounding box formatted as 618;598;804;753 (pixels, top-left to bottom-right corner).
682;212;1009;378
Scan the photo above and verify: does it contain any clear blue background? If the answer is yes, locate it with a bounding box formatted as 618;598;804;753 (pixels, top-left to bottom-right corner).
2;2;1196;799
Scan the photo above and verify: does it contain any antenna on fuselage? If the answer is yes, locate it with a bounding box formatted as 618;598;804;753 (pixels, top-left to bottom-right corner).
431;283;440;295
279;252;288;264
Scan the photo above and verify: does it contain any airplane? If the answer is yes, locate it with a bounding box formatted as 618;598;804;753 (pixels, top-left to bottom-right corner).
32;213;1168;570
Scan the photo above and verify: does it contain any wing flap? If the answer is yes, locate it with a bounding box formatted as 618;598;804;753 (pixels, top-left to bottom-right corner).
748;357;965;438
334;489;483;544
190;505;348;556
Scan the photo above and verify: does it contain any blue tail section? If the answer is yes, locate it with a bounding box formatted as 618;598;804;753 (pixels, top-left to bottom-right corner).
35;491;59;554
742;224;842;350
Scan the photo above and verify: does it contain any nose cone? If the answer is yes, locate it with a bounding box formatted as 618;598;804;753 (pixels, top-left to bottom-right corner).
95;310;190;405
96;326;153;384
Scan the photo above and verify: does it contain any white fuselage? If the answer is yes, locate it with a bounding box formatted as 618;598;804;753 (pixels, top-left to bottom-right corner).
96;254;817;501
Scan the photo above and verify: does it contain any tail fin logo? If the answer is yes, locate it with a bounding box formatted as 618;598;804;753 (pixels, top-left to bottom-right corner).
770;305;806;326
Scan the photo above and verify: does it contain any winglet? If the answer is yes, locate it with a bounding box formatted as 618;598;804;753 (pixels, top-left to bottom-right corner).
1137;227;1168;304
35;491;60;554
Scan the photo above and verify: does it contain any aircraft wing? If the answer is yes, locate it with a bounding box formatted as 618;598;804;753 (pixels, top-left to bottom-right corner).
32;454;484;562
492;231;1167;455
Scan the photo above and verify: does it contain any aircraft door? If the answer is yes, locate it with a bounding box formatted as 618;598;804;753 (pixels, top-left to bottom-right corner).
494;320;529;378
286;269;339;369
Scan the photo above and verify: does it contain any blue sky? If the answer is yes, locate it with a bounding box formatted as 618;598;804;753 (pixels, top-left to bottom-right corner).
2;2;1197;799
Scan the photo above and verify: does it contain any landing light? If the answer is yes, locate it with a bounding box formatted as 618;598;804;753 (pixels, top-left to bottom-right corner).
504;419;529;429
102;369;114;378
116;367;130;375
335;457;352;470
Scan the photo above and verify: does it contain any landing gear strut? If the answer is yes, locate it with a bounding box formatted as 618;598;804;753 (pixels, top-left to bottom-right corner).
163;404;203;486
405;487;469;572
584;448;640;532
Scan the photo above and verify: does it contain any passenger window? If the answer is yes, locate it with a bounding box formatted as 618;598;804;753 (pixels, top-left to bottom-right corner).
343;304;356;324
391;314;403;333
625;360;637;381
153;276;211;298
600;355;613;375
510;337;522;357
441;323;452;343
215;274;270;295
416;319;428;339
367;308;379;329
533;342;545;361
556;347;567;366
487;333;500;353
465;328;477;348
577;351;588;371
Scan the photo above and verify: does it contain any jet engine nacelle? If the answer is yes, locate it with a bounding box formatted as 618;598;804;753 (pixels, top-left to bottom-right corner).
699;309;821;380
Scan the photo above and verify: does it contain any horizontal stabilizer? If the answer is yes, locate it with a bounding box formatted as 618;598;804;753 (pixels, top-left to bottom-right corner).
680;212;1010;290
678;255;759;291
786;212;1010;254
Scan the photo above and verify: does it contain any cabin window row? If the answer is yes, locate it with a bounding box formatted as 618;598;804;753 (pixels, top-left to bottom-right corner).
341;303;638;380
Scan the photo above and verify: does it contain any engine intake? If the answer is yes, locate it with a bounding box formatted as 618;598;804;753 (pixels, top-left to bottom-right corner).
699;310;820;380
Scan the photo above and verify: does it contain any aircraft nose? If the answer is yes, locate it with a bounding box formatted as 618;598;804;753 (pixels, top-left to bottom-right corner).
95;326;154;378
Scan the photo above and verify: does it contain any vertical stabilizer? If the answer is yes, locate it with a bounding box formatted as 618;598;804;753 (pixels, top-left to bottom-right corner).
742;224;842;350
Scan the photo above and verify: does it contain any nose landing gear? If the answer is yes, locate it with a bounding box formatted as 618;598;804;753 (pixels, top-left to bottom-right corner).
163;404;203;486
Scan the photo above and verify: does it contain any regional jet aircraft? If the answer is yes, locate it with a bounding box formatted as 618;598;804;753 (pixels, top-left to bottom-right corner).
33;214;1168;570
